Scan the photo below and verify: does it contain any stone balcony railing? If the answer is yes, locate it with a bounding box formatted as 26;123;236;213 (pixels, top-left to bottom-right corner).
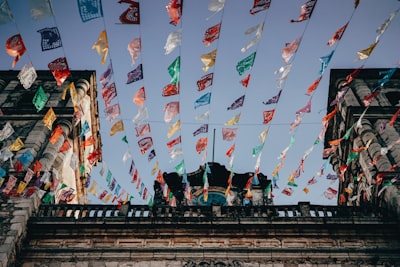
31;202;393;225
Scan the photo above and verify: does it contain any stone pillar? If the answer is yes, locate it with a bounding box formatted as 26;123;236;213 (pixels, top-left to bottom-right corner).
39;119;72;171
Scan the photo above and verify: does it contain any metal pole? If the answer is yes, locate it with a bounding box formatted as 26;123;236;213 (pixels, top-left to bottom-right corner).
212;128;216;162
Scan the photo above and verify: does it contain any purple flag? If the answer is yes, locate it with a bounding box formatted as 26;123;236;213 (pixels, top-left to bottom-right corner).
126;64;143;84
227;95;245;110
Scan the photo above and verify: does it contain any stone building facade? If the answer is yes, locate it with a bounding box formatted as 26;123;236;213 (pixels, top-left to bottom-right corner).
325;68;400;217
0;70;101;205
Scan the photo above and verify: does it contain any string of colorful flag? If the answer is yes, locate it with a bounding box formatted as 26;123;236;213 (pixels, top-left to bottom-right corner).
0;0;108;203
269;0;356;200
275;2;400;201
88;0;157;205
1;0;399;206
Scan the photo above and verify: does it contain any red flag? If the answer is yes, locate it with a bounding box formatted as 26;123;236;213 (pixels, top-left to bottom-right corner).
195;137;208;154
138;137;153;154
307;176;317;185
166;0;182;26
250;0;271;14
118;0;140;24
197;73;213;91
87;149;102;165
49;125;64;144
240;74;251;87
48;57;70;86
389;107;400;127
290;0;318;23
166;135;181;149
263;109;275;124
341;67;362;87
6;34;26;68
101;82;117;107
281;187;293;196
363;90;380;107
226;144;235;157
58;139;71;153
131;169;139;183
327;22;348;46
203;22;221;46
162;83;180;96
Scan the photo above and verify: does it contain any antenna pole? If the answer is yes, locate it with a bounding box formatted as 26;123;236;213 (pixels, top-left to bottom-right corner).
212;128;216;162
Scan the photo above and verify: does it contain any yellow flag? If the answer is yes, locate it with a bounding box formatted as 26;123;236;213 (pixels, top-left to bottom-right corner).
62;82;79;110
17;181;27;194
9;137;24;151
92;30;109;65
200;49;217;72
167;119;181;138
356;41;378;61
42;107;56;130
103;193;112;203
259;126;270;143
110;120;124;136
89;180;98;196
224;113;241;126
151;160;159;176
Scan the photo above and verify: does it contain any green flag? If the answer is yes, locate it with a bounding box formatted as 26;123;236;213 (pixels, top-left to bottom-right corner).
32;86;48;112
236;52;256;75
168;56;180;85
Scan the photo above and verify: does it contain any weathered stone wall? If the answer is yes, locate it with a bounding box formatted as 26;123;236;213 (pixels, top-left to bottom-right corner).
17;203;400;267
0;193;40;267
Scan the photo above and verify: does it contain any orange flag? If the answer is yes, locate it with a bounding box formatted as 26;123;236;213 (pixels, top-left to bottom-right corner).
49;125;64;144
6;34;26;68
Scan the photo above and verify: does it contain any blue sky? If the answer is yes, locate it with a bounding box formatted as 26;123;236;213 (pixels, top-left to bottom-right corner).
0;0;399;205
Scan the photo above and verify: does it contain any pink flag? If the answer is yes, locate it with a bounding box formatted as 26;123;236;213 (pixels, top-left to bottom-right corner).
222;128;238;141
127;38;141;65
164;101;180;123
282;37;301;64
135;123;151;137
296;97;312;114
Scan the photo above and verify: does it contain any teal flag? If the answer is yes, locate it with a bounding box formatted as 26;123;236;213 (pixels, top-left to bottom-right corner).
194;92;211;109
168;56;180;85
319;50;334;75
32;86;48;112
236;52;256;75
175;160;185;176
